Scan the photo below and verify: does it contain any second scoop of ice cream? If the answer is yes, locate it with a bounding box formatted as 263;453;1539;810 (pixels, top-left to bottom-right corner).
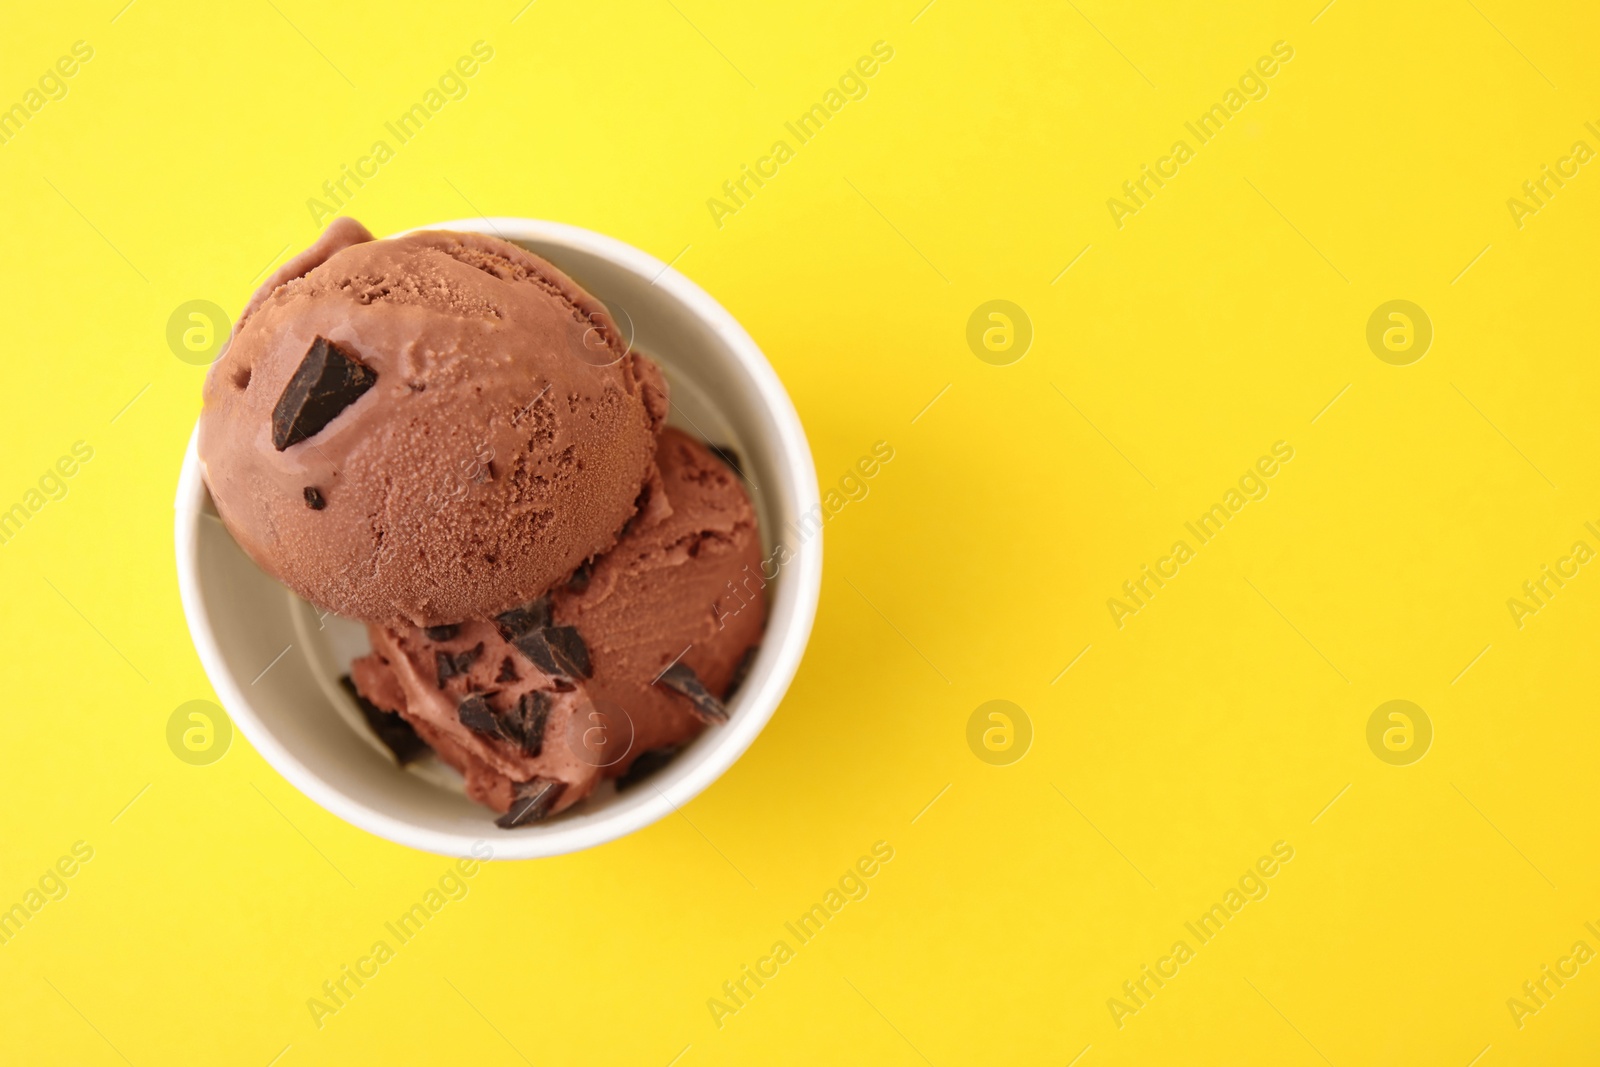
350;429;768;824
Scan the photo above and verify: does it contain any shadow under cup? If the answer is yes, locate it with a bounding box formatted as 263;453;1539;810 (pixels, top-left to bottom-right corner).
175;217;821;860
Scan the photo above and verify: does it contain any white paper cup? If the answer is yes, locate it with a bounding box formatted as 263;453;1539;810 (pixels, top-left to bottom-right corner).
174;217;822;860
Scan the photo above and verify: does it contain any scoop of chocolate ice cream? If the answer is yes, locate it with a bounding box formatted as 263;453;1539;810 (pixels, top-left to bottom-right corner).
198;220;668;626
553;427;767;755
352;618;604;822
349;428;767;822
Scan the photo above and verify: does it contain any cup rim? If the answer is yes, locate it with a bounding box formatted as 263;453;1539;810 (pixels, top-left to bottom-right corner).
174;216;822;859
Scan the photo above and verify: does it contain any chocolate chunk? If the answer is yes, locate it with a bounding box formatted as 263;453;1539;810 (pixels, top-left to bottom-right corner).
434;642;483;689
457;686;549;755
501;691;552;757
303;486;326;510
726;645;758;702
656;663;727;723
544;626;591;677
424;624;460;641
457;693;505;740
708;443;746;480
493;597;553;641
566;561;593;593
495;777;566;828
271;336;378;451
339;675;428;765
510;630;563;675
496;656;519;683
497;601;591;682
616;747;680;792
512;625;591;680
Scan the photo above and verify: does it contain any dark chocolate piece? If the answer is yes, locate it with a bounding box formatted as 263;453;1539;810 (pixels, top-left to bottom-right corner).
501;690;552;757
496;657;519;683
512;625;591;680
543;626;591;678
457;693;504;740
493;597;552;641
615;747;680;792
725;645;758;702
708;443;746;480
424;624;460;641
339;675;428;765
434;642;483;689
303;486;326;510
656;663;727;723
271;336;377;451
495;777;566;829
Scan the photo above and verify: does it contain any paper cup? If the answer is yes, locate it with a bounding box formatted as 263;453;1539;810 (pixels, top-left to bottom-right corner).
174;217;821;859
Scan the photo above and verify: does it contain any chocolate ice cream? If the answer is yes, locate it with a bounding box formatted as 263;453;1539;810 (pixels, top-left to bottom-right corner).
199;218;768;828
553;428;767;749
199;221;667;626
350;430;766;825
352;617;603;824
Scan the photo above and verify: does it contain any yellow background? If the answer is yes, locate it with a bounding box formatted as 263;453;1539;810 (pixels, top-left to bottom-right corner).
2;0;1597;1063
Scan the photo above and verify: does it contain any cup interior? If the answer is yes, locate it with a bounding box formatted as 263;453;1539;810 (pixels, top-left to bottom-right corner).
175;218;821;859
